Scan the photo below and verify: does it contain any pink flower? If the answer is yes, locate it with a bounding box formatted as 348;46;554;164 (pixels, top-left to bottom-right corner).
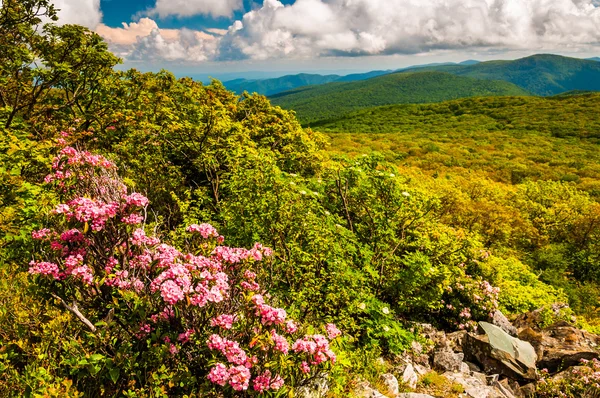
207;363;229;386
326;323;342;339
123;193;149;207
271;330;290;354
300;361;310;374
31;228;51;240
28;261;59;279
187;223;219;239
210;314;236;330
160;280;184;304
285;320;299;334
228;365;251;391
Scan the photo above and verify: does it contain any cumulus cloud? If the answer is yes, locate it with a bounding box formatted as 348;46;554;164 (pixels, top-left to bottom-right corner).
127;28;219;62
149;0;244;18
97;18;180;45
95;0;600;64
219;0;600;60
52;0;102;28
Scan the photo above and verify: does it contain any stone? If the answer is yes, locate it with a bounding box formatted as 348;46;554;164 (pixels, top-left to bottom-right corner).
512;303;572;331
397;394;435;398
354;382;387;398
443;372;501;398
433;347;464;372
520;321;600;372
447;330;468;352
411;340;423;356
380;373;400;396
492;379;516;398
399;364;417;389
463;322;537;381
295;373;329;398
413;363;430;376
517;383;536;398
460;362;471;374
465;361;482;372
492;310;518;337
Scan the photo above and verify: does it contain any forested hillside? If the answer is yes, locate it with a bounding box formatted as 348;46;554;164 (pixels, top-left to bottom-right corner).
2;1;600;397
271;71;530;123
398;54;600;96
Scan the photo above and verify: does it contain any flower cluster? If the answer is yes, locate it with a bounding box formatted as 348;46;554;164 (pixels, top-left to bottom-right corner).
30;144;338;396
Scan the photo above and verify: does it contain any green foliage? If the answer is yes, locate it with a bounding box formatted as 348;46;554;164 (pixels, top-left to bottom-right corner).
271;71;530;123
399;54;600;96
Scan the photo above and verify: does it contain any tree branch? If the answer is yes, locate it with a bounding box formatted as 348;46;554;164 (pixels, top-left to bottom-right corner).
51;293;97;332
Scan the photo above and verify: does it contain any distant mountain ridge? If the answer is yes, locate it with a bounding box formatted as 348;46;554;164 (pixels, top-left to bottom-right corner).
222;60;483;96
397;54;600;96
270;71;530;123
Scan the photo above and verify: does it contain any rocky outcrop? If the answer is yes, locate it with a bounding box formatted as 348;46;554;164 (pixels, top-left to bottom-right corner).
463;322;537;381
518;321;600;372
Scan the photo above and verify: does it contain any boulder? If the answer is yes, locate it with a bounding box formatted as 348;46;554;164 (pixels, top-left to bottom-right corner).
380;373;400;396
443;371;505;398
492;310;518;337
397;394;435;398
354;381;388;398
512;303;572;331
433;347;464;372
519;321;600;372
398;364;417;389
463;322;537;381
295;373;329;398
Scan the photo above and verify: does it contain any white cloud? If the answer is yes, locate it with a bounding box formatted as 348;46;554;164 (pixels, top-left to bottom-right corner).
97;18;180;45
52;0;102;28
127;28;219;62
149;0;243;18
219;0;600;60
92;0;600;64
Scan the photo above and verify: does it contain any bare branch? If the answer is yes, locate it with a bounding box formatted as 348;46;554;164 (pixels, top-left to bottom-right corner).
51;293;97;332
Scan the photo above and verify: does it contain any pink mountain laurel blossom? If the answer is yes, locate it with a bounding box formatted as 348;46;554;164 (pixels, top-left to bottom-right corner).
30;144;337;395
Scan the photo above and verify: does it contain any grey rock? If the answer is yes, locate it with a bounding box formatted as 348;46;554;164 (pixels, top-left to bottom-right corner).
460;362;471;374
413;363;430;376
465;361;482;372
463;322;537;381
443;372;500;398
354;382;387;398
295;373;329;398
492;310;518;337
447;330;468;352
399;364;417;389
433;347;464;372
397;394;435;398
492;379;516;398
381;372;400;396
519;322;600;372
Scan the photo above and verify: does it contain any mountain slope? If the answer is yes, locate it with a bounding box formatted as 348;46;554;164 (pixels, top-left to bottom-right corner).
223;73;341;96
270;71;530;123
398;54;600;96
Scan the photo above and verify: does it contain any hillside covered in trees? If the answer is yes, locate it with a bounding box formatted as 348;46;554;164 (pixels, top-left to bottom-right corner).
271;72;530;123
2;1;600;397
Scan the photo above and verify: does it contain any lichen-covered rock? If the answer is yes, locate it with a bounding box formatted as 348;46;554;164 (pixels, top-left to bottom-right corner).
399;364;417;389
492;310;518;337
530;321;600;372
380;373;400;396
295;373;329;398
463;322;537;381
433;347;464;372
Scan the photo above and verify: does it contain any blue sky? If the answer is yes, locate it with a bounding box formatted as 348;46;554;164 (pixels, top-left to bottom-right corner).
52;0;600;76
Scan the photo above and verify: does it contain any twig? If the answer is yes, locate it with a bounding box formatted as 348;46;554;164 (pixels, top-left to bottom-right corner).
51;293;97;332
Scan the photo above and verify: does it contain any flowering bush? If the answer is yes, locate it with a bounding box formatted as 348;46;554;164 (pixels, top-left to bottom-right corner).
536;358;600;397
440;276;500;331
28;143;339;395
